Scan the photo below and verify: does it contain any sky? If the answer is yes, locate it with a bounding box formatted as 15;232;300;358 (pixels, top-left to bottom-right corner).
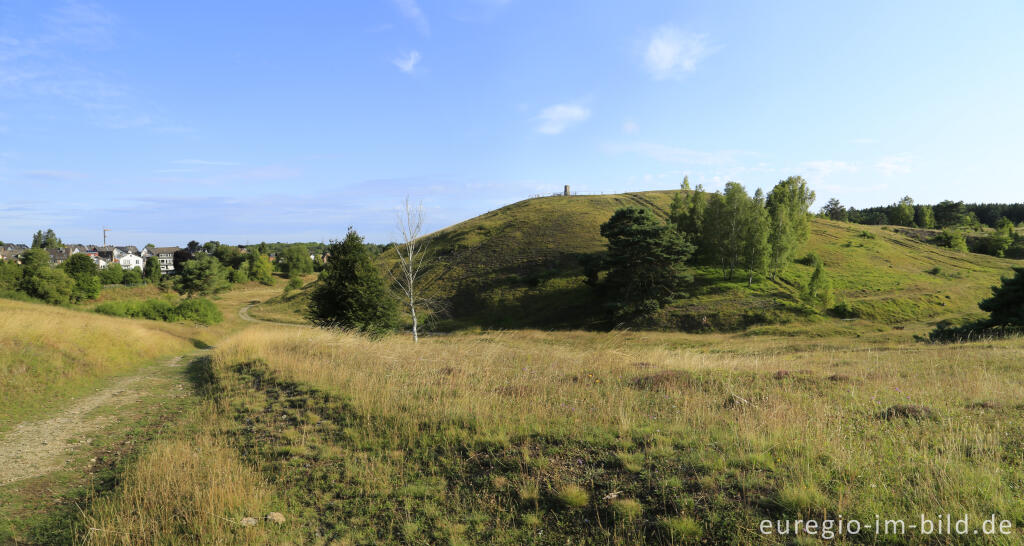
1;0;1022;246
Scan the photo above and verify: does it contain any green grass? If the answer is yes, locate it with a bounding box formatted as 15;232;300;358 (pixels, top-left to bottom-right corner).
254;191;1019;332
79;325;1024;543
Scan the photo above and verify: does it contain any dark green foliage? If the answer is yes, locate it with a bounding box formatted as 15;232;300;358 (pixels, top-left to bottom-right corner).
144;256;162;283
30;229;61;249
821;198;847;221
94;297;223;325
980;219;1014;257
63;253;101;301
0;261;21;291
99;263;124;285
979;267;1024;327
20;267;74;304
175;254;230;297
308;229;398;333
122;267;143;286
213;245;245;269
599;207;694;320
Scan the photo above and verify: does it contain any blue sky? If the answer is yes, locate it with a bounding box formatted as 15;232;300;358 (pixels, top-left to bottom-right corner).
1;1;1022;246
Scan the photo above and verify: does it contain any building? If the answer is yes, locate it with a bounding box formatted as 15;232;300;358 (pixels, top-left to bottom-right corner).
118;253;145;270
144;247;180;274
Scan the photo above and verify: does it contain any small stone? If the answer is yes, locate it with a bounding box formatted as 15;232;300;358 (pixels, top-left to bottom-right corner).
240;517;258;527
266;512;286;524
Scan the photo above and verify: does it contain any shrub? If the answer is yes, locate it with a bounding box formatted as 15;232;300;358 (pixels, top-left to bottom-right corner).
94;297;223;325
610;499;644;521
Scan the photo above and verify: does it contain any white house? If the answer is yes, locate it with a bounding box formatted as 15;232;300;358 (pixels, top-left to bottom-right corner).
118;253;144;270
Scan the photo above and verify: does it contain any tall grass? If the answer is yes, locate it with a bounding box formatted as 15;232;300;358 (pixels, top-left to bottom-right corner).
0;299;199;428
192;326;1024;542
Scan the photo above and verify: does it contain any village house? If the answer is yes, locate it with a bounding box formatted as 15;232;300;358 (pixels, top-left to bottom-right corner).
118;253;145;270
141;246;180;274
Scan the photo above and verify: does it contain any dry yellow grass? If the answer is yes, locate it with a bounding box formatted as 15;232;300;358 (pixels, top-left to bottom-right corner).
84;426;277;545
208;326;1024;537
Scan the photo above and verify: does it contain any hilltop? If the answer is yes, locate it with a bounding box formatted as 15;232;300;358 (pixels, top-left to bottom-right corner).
260;190;1020;333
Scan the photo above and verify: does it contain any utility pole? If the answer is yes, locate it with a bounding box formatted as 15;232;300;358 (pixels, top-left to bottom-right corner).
103;227;111;247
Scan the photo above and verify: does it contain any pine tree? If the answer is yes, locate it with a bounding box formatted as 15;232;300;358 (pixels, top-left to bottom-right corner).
308;229;398;333
979;267;1024;327
599;207;694;319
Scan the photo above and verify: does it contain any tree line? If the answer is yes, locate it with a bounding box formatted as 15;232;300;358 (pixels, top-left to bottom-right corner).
589;176;819;322
820;196;1023;257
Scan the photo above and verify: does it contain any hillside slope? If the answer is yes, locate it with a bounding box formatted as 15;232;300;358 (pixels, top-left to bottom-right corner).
269;190;1019;332
419;190;1019;331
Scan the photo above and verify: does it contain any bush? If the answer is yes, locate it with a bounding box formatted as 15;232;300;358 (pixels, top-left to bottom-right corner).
934;228;968;252
94;297;223;325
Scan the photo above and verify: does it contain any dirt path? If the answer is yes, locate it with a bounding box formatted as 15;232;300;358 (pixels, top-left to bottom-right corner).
0;355;192;486
239;302;304;327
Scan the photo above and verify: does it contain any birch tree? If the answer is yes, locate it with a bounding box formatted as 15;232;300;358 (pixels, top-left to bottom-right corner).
392;197;432;342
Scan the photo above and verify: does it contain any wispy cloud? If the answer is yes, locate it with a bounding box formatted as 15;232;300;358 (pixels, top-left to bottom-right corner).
535;103;590;135
393;0;430;35
644;26;710;80
622;120;638;134
393;50;421;73
877;154;912;176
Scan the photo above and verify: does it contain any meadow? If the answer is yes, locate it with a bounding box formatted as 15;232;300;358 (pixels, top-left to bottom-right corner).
82;324;1024;544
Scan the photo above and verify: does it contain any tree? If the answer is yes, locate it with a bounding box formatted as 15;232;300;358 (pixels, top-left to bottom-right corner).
99;263;124;285
230;262;250;284
979;267;1024;327
803;261;833;310
21;267;74;304
934;200;967;228
0;261;22;291
890;196;915;226
64;253;101;301
144;256;162;283
914;205;936;229
308;229;398;333
982;218;1014;257
123;267;143;286
766;176;815;279
175;254;229;297
741;188;770;285
389;197;437;343
247;251;274;285
935;228;968;253
278;244;314;277
668;176;691;235
31;229;61;249
599;207;694;320
821;198;848;222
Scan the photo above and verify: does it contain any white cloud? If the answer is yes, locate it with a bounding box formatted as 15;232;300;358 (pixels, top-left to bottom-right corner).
644;26;710;80
622;120;638;134
877;154;912;176
535;103;590;135
393;0;430;35
393;50;421;73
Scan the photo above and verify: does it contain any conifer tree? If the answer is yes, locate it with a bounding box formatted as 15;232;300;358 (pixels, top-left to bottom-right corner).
308;229;398;333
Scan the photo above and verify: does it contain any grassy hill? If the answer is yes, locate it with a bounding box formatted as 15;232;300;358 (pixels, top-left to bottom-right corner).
422;190;1018;331
263;190;1019;333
